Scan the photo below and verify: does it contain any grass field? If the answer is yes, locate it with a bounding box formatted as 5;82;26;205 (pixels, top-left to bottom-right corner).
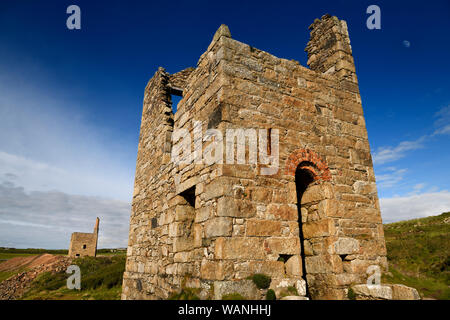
383;211;450;299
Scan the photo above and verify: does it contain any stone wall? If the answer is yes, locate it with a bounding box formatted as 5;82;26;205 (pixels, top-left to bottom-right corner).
122;15;388;300
68;218;99;258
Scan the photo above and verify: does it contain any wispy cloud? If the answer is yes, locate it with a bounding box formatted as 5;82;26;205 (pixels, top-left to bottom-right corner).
0;180;130;249
380;190;450;223
373;105;450;166
408;183;426;195
0;151;131;201
375;167;407;188
433;105;450;135
373;137;425;165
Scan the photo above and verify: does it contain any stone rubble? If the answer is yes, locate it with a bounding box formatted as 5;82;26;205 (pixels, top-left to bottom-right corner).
0;254;72;300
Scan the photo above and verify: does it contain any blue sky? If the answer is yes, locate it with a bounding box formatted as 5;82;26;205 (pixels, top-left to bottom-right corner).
0;0;449;248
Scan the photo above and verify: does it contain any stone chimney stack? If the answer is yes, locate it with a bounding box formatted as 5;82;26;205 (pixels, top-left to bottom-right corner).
94;217;100;234
305;14;357;84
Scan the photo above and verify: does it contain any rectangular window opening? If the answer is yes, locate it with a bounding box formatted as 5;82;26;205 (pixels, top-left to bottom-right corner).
170;88;183;114
83;244;86;249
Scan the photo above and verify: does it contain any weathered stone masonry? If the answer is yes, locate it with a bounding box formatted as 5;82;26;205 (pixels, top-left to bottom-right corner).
68;217;99;258
122;15;415;300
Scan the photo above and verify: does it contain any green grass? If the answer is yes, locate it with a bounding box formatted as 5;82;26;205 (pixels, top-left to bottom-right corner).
0;248;68;255
266;289;276;300
383;211;450;300
22;255;126;300
96;252;127;257
347;287;356;300
0;270;20;282
248;274;271;289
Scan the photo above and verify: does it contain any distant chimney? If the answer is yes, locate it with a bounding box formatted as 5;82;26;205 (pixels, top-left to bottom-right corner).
94;217;100;234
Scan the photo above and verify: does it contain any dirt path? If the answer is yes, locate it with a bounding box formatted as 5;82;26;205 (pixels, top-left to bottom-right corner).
0;254;59;272
0;254;72;300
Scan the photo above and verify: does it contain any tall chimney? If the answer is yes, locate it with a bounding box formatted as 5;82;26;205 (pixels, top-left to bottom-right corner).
94;217;100;234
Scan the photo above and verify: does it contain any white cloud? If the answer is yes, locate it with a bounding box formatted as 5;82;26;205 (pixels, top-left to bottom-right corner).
373;105;450;166
436;125;450;135
0;181;130;249
0;76;136;201
380;190;450;223
373;137;425;165
407;183;426;196
433;105;450;135
375;167;407;188
0;74;136;248
0;151;132;201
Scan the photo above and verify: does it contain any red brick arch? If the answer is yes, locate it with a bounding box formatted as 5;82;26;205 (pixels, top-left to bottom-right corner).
285;148;331;181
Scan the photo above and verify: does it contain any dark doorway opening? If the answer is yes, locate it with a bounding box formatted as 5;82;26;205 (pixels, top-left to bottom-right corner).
295;166;315;298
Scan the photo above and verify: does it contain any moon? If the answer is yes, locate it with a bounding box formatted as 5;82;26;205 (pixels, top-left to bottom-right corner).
403;40;411;48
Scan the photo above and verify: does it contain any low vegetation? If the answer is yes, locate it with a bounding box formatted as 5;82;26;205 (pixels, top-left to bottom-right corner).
347;287;356;300
23;255;126;300
278;286;299;299
265;289;276;300
0;248;68;255
249;274;271;289
383;212;450;300
0;269;25;283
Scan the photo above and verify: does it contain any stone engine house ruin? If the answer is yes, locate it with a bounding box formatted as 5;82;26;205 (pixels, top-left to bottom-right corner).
122;15;395;300
68;217;100;258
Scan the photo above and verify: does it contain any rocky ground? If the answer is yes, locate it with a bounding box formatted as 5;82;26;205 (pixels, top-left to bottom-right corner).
0;254;72;300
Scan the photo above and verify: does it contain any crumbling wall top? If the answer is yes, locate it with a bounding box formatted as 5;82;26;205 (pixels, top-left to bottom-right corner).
168;67;195;94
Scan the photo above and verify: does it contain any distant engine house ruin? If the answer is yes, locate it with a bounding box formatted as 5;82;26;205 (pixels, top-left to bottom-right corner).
68;217;99;258
122;15;415;300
